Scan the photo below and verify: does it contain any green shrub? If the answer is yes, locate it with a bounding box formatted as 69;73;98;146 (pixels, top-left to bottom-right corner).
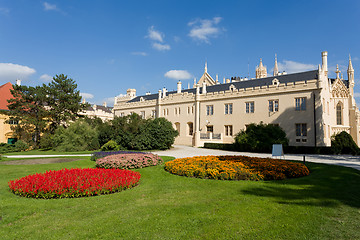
52;119;100;152
14;140;29;152
331;131;359;155
101;140;119;151
234;122;288;153
0;143;17;154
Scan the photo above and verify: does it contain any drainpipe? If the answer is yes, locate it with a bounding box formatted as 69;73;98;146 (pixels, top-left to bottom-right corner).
313;92;317;147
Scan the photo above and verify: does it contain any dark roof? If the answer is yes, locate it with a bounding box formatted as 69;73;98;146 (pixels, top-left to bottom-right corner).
330;78;349;88
129;70;319;103
87;104;113;113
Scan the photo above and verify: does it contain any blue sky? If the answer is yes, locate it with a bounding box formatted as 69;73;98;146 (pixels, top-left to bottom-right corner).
1;0;360;106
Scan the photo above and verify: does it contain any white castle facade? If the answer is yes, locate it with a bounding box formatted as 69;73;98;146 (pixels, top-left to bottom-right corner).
113;51;360;147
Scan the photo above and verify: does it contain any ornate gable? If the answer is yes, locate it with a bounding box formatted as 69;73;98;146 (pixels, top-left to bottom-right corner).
198;72;216;86
331;79;349;98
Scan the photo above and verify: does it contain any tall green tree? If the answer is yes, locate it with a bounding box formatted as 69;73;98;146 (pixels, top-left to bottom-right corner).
5;85;49;147
45;74;88;132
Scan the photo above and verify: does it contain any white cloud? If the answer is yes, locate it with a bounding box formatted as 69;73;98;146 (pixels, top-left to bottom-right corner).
43;2;58;11
0;63;36;82
188;17;223;43
147;26;164;42
352;57;359;61
152;43;170;51
103;97;115;106
354;92;360;98
0;8;10;15
277;60;317;74
165;70;192;80
39;74;53;82
131;52;148;56
80;92;94;99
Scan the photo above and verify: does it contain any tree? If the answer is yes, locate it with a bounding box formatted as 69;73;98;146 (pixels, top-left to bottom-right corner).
234;122;288;153
45;74;88;133
5;84;50;147
331;131;359;155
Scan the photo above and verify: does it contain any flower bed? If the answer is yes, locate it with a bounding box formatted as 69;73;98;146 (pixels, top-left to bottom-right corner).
8;168;141;199
91;150;147;161
96;153;162;169
164;155;309;181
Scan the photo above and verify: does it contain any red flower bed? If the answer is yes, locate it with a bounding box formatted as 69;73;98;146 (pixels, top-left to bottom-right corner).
8;168;141;199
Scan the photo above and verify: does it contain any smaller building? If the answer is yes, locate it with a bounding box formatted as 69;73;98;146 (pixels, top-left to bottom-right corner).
80;101;114;121
0;82;18;144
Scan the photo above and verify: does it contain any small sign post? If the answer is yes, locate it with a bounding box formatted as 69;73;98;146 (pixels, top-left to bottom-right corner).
272;144;284;159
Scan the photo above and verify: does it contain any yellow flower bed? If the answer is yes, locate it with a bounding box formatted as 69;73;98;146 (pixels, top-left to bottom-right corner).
164;155;310;181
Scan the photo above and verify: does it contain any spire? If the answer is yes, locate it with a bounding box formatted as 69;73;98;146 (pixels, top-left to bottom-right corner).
205;61;208;73
255;58;267;79
348;54;354;73
335;64;340;79
273;54;279;76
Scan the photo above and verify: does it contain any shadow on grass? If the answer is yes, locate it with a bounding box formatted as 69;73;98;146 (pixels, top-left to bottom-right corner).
240;162;360;208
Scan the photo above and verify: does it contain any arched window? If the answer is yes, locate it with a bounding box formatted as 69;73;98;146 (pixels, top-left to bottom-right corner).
336;102;342;125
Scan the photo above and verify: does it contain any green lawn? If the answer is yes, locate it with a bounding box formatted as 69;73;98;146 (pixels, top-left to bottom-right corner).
0;156;359;239
4;149;94;155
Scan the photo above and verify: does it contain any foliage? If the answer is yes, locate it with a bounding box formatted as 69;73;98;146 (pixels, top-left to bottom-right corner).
5;74;88;148
96;153;163;169
52;119;100;152
165;155;309;181
234;122;289;153
45;74;88;133
6;84;50;148
331;131;360;155
90;150;147;161
8;168;141;199
0;143;18;154
14;140;29;152
101;140;119;151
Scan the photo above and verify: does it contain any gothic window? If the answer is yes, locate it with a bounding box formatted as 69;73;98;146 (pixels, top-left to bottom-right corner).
336;102;342;125
246;102;254;113
295;123;307;143
206;105;214;115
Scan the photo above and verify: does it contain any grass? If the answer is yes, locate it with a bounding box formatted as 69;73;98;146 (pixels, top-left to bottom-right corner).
4;149;94;155
1;156;360;239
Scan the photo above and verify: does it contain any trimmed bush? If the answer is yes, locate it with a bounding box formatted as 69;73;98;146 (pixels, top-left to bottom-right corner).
8;168;141;199
101;140;119;151
165;155;309;181
234;123;288;153
14;140;29;152
96;153;162;169
331;131;360;155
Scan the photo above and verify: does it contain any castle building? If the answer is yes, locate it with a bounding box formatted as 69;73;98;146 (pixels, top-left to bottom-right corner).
113;51;360;147
0;81;18;144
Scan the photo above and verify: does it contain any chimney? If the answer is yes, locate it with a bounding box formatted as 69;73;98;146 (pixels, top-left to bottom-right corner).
177;80;182;93
16;79;21;86
162;87;167;98
202;82;207;94
321;51;328;74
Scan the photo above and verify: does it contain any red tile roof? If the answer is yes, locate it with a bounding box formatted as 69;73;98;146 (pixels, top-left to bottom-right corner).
0;82;14;110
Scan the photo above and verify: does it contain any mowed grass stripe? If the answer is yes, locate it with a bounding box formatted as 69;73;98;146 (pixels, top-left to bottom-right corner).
0;156;359;239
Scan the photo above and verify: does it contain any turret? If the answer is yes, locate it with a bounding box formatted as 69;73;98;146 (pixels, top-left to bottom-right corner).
255;58;267;79
273;54;279;76
348;54;355;86
321;51;328;75
177;80;182;93
335;64;340;79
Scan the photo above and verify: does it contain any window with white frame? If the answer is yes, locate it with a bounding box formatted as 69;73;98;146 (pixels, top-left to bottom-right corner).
295;123;307;142
140;111;145;119
269;100;279;112
206;105;214;115
225;125;233;136
295;97;306;111
246;101;254;113
151;110;157;118
225;103;233;115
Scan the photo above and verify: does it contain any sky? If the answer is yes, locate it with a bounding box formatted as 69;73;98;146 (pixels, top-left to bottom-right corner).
1;0;360;106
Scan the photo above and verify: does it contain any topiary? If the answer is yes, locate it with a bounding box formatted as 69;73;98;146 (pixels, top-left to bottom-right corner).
101;140;119;151
331;131;359;155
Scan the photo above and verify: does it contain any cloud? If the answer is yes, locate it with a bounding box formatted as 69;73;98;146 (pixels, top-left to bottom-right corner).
354;92;360;98
103;97;116;106
352;57;359;61
152;43;170;51
0;8;10;15
131;52;148;56
80;92;94;100
147;26;164;42
39;74;53;82
277;60;317;74
165;70;192;80
188;17;223;43
0;63;36;82
43;2;58;11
